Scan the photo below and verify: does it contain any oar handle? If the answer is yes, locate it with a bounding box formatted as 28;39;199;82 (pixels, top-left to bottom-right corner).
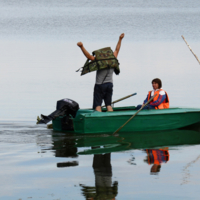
113;94;157;134
102;93;137;108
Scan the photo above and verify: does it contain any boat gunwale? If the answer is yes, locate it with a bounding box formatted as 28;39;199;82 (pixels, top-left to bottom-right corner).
74;107;200;119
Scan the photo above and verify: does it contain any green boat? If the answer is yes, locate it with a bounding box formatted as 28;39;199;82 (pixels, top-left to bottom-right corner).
52;106;200;134
76;128;200;155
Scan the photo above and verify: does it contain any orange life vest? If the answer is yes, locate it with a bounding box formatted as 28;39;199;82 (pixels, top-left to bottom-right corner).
147;89;169;109
146;149;170;165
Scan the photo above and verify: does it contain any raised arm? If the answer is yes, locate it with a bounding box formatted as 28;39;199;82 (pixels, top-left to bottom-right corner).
113;33;125;58
77;42;95;61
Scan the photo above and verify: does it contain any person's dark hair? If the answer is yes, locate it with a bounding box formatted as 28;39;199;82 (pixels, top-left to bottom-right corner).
150;165;161;175
152;78;162;89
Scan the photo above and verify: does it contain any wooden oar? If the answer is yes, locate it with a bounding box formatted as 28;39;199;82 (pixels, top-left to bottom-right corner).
102;93;137;108
113;94;157;134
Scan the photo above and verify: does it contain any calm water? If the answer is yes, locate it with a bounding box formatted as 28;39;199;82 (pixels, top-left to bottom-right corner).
1;122;200;199
1;0;200;199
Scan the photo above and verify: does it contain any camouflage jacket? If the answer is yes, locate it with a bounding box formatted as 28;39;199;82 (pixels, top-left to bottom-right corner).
77;47;120;76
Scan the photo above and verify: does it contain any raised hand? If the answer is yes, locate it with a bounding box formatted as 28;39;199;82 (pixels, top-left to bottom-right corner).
119;33;125;40
77;42;83;48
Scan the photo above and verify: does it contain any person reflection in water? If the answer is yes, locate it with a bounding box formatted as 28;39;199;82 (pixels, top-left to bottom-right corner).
80;153;118;200
145;147;170;174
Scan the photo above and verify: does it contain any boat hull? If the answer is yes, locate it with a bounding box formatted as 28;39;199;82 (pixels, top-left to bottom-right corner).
53;107;200;134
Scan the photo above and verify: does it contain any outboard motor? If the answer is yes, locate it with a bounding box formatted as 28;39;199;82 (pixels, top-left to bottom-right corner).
37;98;79;130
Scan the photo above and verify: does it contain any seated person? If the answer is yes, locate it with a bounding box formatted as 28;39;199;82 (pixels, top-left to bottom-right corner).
137;78;169;110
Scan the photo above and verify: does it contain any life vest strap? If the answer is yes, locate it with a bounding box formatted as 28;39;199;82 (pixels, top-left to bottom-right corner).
76;67;82;72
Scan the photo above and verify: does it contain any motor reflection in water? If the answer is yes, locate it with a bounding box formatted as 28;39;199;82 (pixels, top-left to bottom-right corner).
50;133;79;168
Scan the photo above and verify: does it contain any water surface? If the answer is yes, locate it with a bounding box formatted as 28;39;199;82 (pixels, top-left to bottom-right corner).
1;0;200;199
1;122;200;199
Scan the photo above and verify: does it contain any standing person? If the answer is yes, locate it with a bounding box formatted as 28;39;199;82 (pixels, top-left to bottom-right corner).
77;33;125;112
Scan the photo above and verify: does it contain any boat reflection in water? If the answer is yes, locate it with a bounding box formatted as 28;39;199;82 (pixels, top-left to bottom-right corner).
77;124;200;155
77;123;200;176
48;123;200;198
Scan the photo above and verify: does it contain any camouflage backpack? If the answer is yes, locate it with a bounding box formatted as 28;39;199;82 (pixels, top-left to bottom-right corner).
76;47;120;76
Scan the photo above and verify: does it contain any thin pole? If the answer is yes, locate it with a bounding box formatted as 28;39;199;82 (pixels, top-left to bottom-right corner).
181;35;200;65
113;94;157;134
101;93;137;108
